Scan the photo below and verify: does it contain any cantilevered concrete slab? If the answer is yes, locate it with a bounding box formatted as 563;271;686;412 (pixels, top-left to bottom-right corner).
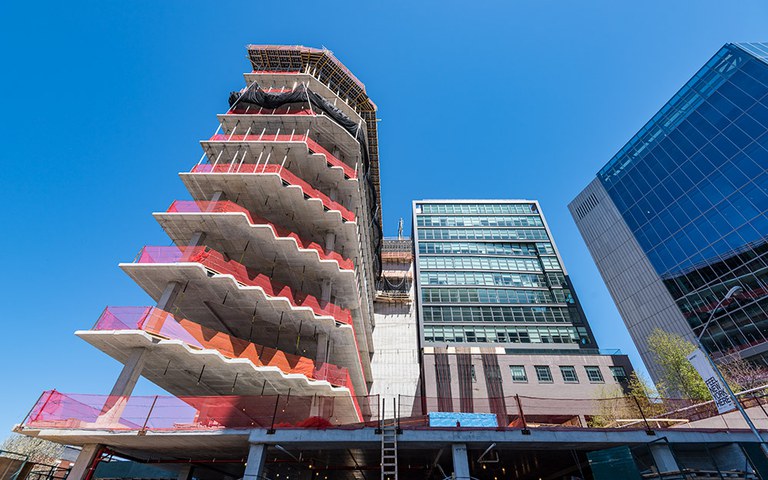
179;172;360;259
19;425;763;461
216;114;361;169
119;262;368;394
76;330;360;423
177;171;377;366
198;137;359;195
153;211;358;306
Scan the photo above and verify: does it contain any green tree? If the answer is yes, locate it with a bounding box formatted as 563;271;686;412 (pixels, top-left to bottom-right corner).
589;372;662;427
647;328;709;401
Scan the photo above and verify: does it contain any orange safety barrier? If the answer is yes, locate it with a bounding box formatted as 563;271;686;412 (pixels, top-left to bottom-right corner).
206;132;356;179
167;200;353;270
93;307;353;388
134;246;353;324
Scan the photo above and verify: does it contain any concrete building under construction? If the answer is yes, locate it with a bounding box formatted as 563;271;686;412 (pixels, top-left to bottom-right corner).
13;45;768;480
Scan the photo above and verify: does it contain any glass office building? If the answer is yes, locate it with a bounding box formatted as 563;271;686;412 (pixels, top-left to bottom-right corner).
571;43;768;378
413;200;599;350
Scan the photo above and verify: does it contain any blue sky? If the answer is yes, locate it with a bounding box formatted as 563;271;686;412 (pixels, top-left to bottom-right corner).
1;0;767;434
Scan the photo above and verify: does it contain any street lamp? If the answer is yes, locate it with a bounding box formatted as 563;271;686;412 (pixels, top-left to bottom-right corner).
694;285;767;447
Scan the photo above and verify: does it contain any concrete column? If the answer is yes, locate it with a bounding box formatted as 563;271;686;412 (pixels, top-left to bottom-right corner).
309;395;332;419
452;444;471;480
321;279;332;304
176;464;193;480
157;281;182;311
68;444;101;480
210;190;225;202
243;444;268;480
97;347;148;426
315;332;329;365
324;231;336;253
649;442;679;474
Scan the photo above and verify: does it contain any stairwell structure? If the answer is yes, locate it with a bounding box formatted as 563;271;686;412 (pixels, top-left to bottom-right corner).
20;45;383;479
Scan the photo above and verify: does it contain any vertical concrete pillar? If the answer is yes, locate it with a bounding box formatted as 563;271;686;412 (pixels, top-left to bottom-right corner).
649;442;679;473
332;147;342;163
309;395;332;419
176;464;193;480
210;190;225;202
97;347;148;426
315;332;329;365
68;444;101;480
156;282;182;311
324;231;336;253
321;279;332;304
243;444;268;480
452;444;471;480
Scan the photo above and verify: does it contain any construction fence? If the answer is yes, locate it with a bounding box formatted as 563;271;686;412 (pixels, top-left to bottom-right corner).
20;389;768;435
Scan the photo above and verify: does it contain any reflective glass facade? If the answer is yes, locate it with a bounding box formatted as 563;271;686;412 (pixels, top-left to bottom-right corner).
414;200;598;350
596;43;768;360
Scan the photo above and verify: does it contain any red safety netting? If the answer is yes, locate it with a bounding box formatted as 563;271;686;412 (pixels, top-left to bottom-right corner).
93;307;353;389
23;391;375;431
167;200;353;270
206;132;357;179
134;246;353;324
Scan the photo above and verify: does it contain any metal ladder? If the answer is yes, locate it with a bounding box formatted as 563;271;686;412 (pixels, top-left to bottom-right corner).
380;399;398;480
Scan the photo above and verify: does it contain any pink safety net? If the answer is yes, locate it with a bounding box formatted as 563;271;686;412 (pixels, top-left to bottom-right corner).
23;391;374;431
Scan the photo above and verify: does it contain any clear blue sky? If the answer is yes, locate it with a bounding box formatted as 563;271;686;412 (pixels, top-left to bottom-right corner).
2;0;767;434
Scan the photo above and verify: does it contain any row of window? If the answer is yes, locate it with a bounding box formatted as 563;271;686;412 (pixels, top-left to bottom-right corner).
420;257;542;273
420;270;549;286
417;215;544;228
508;365;627;384
418;228;549;241
422;287;574;305
422;271;547;288
418;255;563;273
423;325;582;344
418;242;554;256
419;203;537;215
423;305;574;323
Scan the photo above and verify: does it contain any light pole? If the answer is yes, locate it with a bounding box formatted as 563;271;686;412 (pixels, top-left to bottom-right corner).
694;285;767;448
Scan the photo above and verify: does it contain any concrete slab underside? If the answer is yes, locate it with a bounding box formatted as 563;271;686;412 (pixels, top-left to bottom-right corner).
179;172;359;258
22;427;763;461
153;212;358;305
198;140;358;201
77;330;357;411
118;263;367;394
217;113;361;169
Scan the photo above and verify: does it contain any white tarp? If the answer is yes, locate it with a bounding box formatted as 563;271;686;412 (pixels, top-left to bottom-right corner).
687;348;737;414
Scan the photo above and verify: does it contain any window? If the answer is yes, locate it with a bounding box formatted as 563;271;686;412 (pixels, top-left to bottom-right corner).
470;365;477;382
560;366;579;383
610;366;628;383
510;366;528;383
535;365;553;383
585;366;604;383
